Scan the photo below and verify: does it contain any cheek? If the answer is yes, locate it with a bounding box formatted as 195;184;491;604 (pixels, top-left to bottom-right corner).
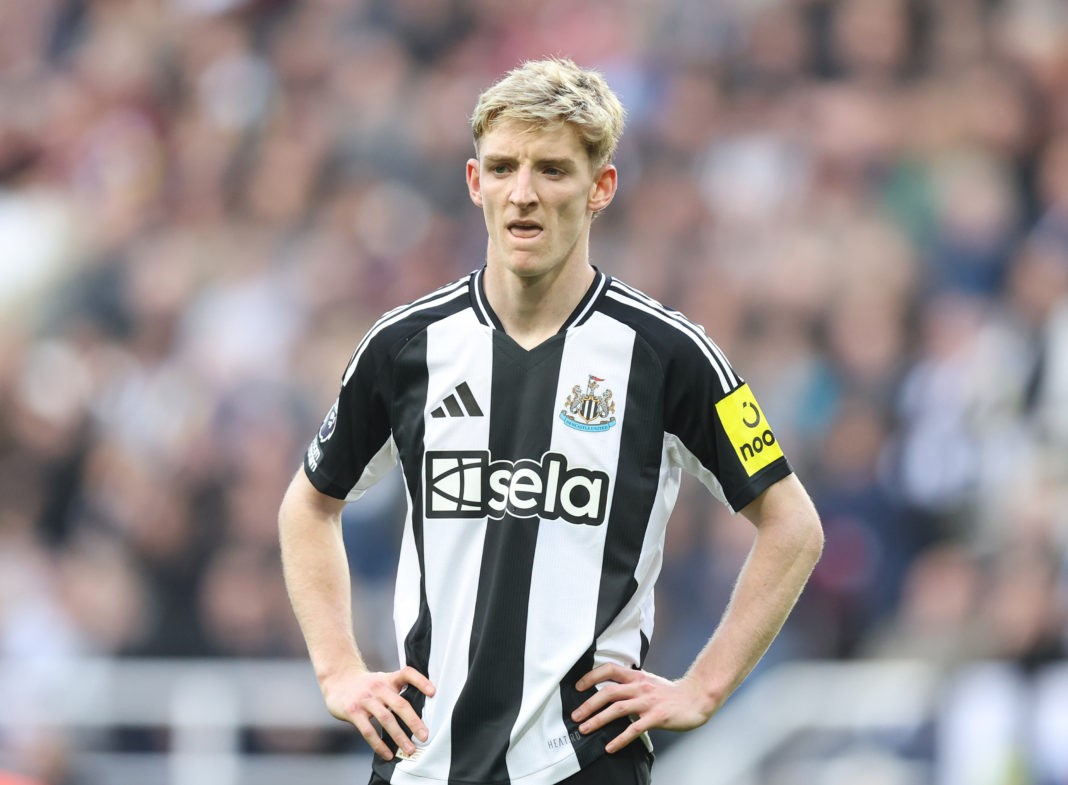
557;197;589;226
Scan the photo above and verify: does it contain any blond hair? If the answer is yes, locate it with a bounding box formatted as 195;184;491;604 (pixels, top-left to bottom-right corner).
471;58;626;170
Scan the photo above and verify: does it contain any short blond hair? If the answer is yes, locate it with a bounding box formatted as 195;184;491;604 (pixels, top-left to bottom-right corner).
471;58;626;170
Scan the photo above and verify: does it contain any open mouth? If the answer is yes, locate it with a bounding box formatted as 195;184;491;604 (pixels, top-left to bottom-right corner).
508;220;543;239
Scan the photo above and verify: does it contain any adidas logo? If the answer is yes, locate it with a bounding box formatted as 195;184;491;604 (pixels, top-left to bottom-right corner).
430;381;484;418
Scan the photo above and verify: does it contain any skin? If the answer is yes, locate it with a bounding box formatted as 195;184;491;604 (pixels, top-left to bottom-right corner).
279;473;433;760
569;474;823;752
466;119;617;349
278;117;824;761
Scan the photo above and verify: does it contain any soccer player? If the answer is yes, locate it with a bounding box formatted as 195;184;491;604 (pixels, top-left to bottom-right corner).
279;58;823;785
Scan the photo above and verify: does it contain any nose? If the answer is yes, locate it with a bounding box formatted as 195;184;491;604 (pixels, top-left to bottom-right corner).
509;166;537;207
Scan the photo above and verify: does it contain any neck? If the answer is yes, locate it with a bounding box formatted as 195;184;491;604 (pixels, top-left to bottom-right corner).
483;260;596;350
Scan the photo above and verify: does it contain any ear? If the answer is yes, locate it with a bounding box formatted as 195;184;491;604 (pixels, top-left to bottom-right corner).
588;164;618;213
466;158;483;207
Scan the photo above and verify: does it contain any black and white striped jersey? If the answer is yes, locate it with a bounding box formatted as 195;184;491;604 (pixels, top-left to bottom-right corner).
304;267;792;785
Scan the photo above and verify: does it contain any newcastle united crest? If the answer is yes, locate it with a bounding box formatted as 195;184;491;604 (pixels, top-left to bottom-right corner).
560;374;617;432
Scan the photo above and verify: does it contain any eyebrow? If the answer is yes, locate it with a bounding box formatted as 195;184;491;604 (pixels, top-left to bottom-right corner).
537;158;576;170
481;154;577;170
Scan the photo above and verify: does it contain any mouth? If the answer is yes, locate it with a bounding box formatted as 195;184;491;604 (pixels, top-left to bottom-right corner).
507;220;543;239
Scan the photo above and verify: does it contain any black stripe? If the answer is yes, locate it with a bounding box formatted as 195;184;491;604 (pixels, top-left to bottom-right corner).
594;339;662;635
370;321;461;781
558;336;664;765
343;277;470;384
608;282;737;392
472;269;505;330
561;271;606;330
449;334;565;785
442;394;464;417
475;267;607;337
558;646;599;767
431;406;446;418
455;381;483;416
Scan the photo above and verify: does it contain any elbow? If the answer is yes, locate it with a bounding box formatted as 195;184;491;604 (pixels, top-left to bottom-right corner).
801;509;824;568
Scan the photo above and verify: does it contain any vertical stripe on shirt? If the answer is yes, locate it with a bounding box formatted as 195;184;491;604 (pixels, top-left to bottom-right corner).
449;334;566;784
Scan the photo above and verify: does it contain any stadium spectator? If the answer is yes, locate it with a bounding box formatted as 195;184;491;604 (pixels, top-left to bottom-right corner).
2;0;1068;780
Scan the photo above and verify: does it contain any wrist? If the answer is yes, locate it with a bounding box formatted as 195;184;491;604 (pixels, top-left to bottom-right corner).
678;673;725;719
314;652;366;691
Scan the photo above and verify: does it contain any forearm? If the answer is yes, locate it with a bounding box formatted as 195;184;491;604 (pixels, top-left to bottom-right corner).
571;480;822;750
278;472;366;684
278;472;435;756
684;484;823;712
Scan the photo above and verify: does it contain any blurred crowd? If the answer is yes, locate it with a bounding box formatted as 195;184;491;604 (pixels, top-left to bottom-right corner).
2;0;1068;780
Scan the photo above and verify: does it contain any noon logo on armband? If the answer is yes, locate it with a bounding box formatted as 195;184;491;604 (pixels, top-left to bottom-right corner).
715;383;783;476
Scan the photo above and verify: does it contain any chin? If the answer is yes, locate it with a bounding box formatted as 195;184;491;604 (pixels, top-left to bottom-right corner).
500;254;548;277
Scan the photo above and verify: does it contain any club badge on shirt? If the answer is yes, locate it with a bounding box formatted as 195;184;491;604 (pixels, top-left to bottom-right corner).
560;374;617;432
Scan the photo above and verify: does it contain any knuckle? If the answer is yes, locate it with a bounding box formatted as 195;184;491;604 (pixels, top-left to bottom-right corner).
370;705;391;723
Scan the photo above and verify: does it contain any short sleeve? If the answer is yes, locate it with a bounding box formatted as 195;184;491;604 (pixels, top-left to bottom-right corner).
304;334;397;501
663;332;792;512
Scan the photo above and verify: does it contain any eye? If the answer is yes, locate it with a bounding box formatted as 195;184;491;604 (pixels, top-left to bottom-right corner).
490;163;511;175
543;167;564;177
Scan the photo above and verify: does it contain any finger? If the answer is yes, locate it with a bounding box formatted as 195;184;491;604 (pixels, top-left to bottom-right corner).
571;683;628;722
353;713;395;760
575;663;632;692
383;690;430;743
370;703;417;756
396;666;437;697
605;718;650;754
578;697;637;735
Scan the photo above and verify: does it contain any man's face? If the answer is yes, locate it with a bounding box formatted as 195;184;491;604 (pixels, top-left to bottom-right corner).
466;120;616;280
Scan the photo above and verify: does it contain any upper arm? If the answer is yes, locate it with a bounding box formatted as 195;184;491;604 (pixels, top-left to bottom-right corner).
738;474;823;550
303;329;397;501
280;468;348;525
660;330;792;512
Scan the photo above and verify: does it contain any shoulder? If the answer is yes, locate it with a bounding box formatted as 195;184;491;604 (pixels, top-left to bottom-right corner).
600;277;711;348
342;272;475;384
599;276;740;392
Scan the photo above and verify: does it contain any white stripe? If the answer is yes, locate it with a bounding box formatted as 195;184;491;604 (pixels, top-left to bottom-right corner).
394;311;494;781
341;282;469;386
341;276;470;385
506;312;635;779
472;268;494;326
566;272;606;330
344;435;398;502
611;280;738;388
664;432;730;508
605;289;731;394
593;439;680;671
381;274;470;322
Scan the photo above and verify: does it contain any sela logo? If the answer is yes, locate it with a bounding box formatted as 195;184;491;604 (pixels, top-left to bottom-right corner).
424;450;609;525
715;383;784;476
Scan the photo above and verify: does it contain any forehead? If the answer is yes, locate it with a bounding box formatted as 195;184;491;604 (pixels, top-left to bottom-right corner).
479;120;591;165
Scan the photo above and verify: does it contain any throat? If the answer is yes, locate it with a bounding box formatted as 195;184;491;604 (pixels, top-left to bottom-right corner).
499;294;569;349
505;323;561;351
483;264;596;350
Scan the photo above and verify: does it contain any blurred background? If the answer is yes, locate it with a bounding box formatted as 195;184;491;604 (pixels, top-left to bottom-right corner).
1;0;1067;783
